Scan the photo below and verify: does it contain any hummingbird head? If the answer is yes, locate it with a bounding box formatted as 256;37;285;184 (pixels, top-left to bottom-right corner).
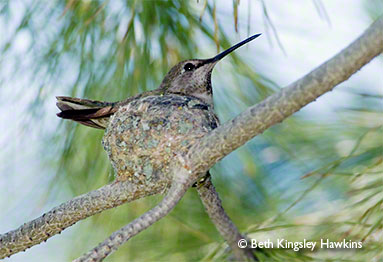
160;33;261;106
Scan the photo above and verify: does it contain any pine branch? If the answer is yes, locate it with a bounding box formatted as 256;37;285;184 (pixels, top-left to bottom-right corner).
187;17;383;174
0;180;165;259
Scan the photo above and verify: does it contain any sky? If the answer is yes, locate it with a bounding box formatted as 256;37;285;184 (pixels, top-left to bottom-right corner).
0;1;381;261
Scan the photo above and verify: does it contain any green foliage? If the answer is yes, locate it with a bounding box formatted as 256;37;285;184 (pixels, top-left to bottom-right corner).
1;1;381;261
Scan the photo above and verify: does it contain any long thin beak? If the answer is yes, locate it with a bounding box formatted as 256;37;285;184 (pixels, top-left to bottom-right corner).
206;33;261;64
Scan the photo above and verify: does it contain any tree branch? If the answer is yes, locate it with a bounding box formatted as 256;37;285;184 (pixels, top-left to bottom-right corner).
188;17;383;175
197;176;255;261
74;167;195;262
0;180;165;259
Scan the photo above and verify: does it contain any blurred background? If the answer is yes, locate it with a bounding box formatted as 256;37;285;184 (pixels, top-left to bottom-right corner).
0;0;382;261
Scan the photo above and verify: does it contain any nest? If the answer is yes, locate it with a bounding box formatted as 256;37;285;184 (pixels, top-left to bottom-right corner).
102;94;219;189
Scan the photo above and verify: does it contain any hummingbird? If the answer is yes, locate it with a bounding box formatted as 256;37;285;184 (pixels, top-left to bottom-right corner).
56;34;261;129
56;35;261;261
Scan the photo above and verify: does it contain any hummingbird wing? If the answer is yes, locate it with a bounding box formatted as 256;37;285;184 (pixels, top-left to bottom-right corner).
56;96;118;129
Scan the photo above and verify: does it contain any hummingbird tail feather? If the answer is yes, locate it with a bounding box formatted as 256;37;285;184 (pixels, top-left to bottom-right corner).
56;96;117;129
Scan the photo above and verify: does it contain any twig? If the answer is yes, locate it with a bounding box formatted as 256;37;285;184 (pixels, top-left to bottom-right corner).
197;175;255;261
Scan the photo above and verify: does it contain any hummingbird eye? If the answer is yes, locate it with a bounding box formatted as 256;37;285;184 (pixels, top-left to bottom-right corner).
183;63;195;72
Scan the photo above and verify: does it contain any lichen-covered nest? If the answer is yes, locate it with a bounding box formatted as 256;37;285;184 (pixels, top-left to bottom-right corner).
102;94;219;189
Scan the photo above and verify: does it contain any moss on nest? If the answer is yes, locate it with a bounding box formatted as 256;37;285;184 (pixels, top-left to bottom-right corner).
102;94;219;189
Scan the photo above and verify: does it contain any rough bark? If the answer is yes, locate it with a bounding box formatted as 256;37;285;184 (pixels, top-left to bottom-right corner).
0;180;164;258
